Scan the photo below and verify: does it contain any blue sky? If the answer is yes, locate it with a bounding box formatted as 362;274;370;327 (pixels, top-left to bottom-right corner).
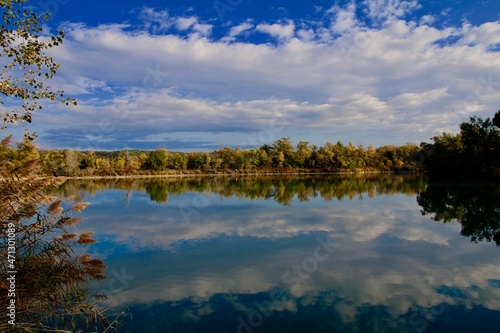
6;0;500;150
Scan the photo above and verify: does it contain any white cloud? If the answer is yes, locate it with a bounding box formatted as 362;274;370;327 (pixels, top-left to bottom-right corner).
256;20;295;41
36;5;500;149
171;16;213;36
222;21;254;42
136;8;212;37
327;1;359;34
458;22;500;47
296;28;316;41
137;7;171;34
193;23;212;36
388;87;449;108
64;76;111;94
420;14;436;26
175;17;198;30
362;0;421;21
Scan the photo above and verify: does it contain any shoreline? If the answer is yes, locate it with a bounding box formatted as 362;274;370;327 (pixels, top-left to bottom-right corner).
64;170;397;180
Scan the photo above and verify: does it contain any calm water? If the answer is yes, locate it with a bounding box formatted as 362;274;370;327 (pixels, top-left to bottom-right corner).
54;175;500;333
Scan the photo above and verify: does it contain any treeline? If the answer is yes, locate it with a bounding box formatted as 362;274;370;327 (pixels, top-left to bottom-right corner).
422;111;500;179
4;112;498;179
6;138;424;177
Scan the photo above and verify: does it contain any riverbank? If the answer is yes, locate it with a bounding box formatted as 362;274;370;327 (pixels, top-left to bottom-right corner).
65;170;396;180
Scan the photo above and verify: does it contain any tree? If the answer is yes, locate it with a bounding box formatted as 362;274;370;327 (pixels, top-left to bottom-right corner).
460;116;500;177
9;137;39;169
422;132;464;178
344;142;363;170
272;137;295;168
144;148;169;171
315;145;334;170
1;0;75;135
167;152;187;171
79;151;97;174
64;149;79;174
493;110;500;128
39;149;66;176
211;147;238;171
186;152;206;170
422;114;500;179
296;141;312;168
255;148;272;168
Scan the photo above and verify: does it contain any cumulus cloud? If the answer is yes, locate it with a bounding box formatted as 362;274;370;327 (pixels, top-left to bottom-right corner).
135;7;212;36
362;0;421;21
222;21;254;42
458;22;500;47
256;20;295;40
327;1;359;34
175;16;197;30
137;7;171;34
34;3;500;149
388;87;449;108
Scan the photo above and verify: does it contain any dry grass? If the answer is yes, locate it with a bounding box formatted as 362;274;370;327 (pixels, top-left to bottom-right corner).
0;136;120;332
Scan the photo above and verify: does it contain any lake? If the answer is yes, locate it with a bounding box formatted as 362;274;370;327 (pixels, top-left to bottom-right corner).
53;175;500;333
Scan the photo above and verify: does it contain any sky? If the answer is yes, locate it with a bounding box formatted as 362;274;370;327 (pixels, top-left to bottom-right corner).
5;0;500;150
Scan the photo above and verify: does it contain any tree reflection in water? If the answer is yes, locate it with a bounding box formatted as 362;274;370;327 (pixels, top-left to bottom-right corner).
55;174;427;206
45;174;500;332
55;175;500;247
417;181;500;246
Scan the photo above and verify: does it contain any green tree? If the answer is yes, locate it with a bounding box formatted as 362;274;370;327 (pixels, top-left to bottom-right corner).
167;152;187;171
255;148;272;168
460;116;500;177
95;157;113;175
212;147;238;171
366;144;376;167
242;148;258;170
316;144;335;170
423;114;500;179
296;141;312;168
144;148;169;171
186;152;206;170
273;137;296;168
344;142;363;170
113;156;127;170
79;151;97;175
493;110;500;128
39;149;65;176
133;152;148;171
8;137;39;169
422;133;463;178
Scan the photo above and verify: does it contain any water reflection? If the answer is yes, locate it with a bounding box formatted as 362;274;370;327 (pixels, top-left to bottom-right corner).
56;174;426;205
418;181;500;246
52;176;500;332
